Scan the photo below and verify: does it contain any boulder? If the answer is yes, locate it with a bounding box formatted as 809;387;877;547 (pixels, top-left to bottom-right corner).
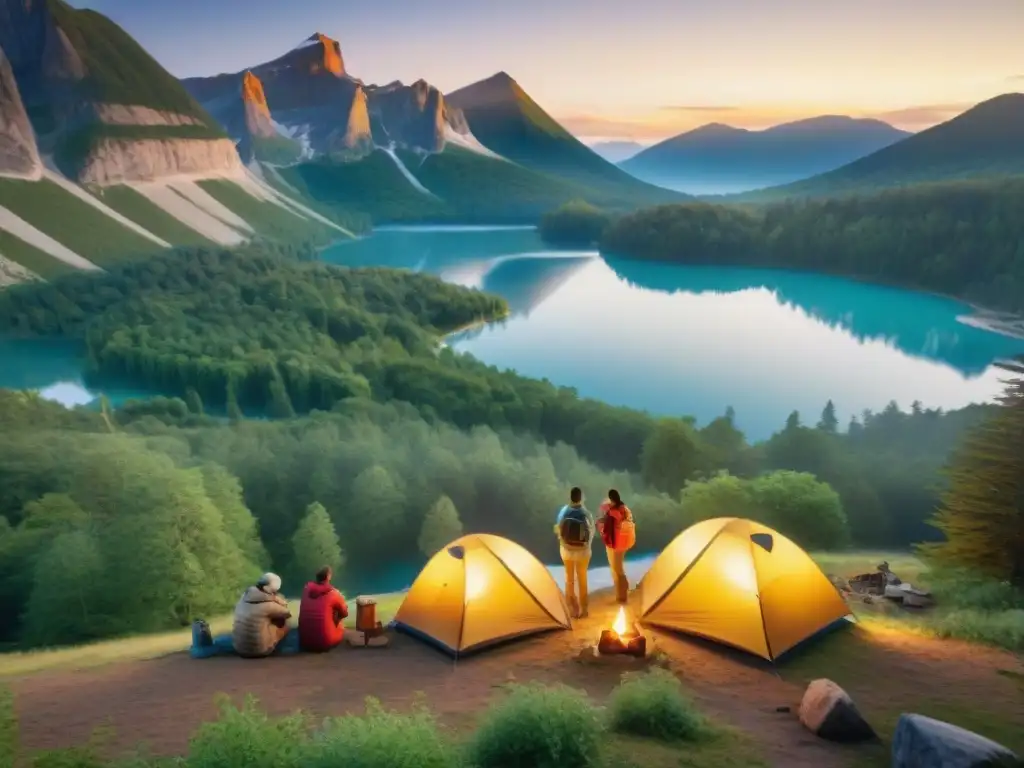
798;679;876;743
892;713;1019;768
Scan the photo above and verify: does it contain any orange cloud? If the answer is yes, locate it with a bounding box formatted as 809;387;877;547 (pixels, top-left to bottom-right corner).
863;103;971;128
1008;74;1024;82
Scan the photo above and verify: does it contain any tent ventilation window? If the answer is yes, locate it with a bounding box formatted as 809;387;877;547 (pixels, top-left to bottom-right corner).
447;545;466;559
750;533;774;553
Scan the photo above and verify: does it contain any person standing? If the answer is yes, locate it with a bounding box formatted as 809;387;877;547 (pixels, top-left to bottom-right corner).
555;486;595;619
599;489;635;604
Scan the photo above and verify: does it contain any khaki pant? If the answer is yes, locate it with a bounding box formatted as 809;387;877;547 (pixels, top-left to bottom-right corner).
562;551;590;617
607;547;628;603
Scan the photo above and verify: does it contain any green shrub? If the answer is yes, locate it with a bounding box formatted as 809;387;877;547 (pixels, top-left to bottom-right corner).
0;685;16;768
928;569;1024;612
303;695;458;768
186;695;309;768
931;609;1024;652
468;683;603;768
606;668;713;742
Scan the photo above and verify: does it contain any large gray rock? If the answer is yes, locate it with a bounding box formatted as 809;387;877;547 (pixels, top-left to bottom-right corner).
0;44;41;178
892;713;1019;768
798;678;877;743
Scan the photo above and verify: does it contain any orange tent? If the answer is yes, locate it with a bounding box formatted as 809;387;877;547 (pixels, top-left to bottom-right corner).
639;518;851;660
394;534;571;657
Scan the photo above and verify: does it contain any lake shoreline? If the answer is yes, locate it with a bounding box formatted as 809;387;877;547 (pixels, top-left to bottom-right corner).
596;248;1024;341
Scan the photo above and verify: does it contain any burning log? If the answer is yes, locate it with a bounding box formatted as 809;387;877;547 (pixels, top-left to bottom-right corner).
597;606;647;658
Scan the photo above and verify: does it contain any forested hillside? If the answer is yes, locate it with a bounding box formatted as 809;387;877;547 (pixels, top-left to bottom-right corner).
583;178;1024;312
0;242;997;648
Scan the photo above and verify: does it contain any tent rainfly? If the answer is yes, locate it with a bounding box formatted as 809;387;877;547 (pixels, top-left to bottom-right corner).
394;533;571;657
639;517;851;661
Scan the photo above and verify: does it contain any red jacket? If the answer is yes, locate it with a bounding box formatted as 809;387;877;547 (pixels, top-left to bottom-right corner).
298;582;348;652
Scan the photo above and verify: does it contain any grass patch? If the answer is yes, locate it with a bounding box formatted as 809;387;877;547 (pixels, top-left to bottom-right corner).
280;152;449;223
0;229;77;280
44;1;216;124
601;732;770;768
469;682;603;768
0;592;403;678
251;135;303;166
0;178;161;266
195;179;336;245
90;186;215;248
607;668;714;743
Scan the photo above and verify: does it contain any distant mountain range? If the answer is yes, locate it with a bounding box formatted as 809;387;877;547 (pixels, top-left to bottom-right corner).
0;1;684;288
589;141;646;163
735;94;1024;200
620;116;911;194
0;0;1022;290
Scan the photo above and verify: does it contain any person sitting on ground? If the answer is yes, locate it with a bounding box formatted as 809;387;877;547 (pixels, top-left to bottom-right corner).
232;572;292;658
298;565;349;652
555;486;595;619
598;489;635;604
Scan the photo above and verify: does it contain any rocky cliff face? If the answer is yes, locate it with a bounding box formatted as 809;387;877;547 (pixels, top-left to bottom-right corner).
77;137;244;185
366;79;447;152
0;44;42;179
241;71;276;139
183;32;373;159
183;33;485;160
0;0;243;184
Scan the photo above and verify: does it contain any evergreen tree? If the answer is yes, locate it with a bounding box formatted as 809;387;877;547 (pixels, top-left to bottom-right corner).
785;411;801;431
348;466;406;556
22;530;104;646
927;378;1024;585
817;400;839;433
226;381;243;422
418;495;464;557
291;501;343;580
185;388;204;416
640;418;705;495
267;378;296;419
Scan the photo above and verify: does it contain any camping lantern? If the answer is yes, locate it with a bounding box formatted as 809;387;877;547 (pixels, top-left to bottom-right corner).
356;597;378;633
597;606;647;657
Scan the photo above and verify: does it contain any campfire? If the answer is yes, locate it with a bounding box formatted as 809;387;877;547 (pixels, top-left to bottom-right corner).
597;606;647;657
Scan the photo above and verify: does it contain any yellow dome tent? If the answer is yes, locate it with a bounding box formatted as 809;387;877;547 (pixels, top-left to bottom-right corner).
639;518;851;661
394;534;571;657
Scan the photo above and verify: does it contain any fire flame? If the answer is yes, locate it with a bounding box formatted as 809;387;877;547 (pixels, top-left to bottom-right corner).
612;606;628;637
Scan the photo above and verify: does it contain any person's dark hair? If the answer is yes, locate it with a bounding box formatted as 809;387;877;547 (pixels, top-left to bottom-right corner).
608;489;622;506
315;566;332;584
570;486;582;504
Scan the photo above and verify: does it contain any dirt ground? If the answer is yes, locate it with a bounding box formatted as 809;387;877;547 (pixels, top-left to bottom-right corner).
9;591;1024;768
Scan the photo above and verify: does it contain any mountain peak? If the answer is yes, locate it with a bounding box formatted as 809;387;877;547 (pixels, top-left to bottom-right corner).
446;71;524;110
240;71;269;114
290;32;345;77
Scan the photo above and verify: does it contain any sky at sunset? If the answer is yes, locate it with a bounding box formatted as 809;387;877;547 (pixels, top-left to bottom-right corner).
74;0;1023;142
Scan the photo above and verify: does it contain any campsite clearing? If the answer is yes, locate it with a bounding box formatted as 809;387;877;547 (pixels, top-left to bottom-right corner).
5;590;1022;768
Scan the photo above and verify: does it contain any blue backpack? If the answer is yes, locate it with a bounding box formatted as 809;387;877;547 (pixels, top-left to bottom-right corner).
559;506;591;547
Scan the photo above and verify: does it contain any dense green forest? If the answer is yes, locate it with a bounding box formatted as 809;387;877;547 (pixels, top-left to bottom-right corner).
542;178;1024;312
0;386;993;648
0;241;1016;648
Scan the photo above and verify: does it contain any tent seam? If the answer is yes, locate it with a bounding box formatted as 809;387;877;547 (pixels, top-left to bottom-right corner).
642;520;730;618
748;528;775;662
479;537;569;628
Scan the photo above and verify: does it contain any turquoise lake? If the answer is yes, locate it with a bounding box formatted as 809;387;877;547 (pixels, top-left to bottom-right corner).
2;225;1023;442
